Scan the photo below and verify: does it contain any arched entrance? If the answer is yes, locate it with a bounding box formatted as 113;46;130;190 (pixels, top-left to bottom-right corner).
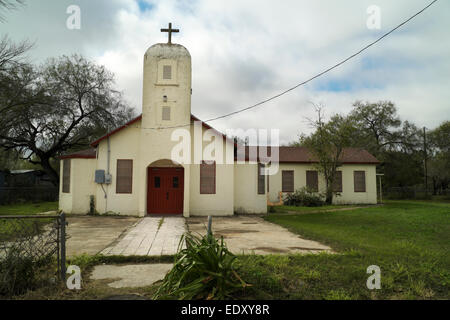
147;160;184;215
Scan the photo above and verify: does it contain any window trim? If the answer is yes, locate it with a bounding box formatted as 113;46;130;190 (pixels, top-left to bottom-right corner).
282;170;294;193
354;170;366;193
200;161;216;194
62;159;71;194
306;170;319;192
116;159;133;194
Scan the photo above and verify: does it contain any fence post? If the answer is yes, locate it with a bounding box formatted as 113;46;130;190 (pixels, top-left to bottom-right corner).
207;215;212;236
60;212;67;282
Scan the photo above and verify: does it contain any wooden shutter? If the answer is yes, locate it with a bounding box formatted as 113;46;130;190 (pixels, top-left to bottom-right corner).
200;161;216;194
282;170;294;192
116;159;133;194
354;171;366;192
306;170;318;192
257;163;265;195
332;171;343;192
62;159;71;193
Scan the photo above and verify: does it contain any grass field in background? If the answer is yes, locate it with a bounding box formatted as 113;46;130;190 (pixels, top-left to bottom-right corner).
0;201;58;216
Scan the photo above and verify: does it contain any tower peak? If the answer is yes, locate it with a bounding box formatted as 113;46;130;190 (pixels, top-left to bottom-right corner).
160;22;179;44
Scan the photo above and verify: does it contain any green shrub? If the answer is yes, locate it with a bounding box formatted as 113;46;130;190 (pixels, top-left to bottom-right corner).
154;232;249;300
283;187;325;207
0;250;54;297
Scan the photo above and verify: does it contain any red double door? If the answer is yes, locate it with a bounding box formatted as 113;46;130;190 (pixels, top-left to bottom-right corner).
147;167;184;214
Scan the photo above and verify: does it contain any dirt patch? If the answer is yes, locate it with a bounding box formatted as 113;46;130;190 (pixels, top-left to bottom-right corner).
216;229;259;234
289;246;327;251
251;247;289;253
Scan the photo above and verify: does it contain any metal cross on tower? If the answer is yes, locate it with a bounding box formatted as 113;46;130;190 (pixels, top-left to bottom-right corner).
161;22;179;44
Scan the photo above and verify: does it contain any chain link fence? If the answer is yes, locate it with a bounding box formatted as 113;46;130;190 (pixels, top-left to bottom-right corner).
385;187;450;200
0;186;58;205
0;213;66;297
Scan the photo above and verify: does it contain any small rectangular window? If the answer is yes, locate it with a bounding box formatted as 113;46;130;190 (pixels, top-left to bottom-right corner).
154;176;160;188
354;171;366;192
116;159;133;194
282;170;294;193
162;106;171;120
257;163;265;195
332;171;343;192
200;161;216;194
173;176;179;188
62;159;71;193
163;65;172;79
306;170;319;192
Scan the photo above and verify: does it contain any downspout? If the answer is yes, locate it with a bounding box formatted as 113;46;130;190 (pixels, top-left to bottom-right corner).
105;135;111;213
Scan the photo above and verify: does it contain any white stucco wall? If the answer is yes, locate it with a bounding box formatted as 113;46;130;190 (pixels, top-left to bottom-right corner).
58;158;96;214
267;163;377;205
234;162;268;214
95;123;141;216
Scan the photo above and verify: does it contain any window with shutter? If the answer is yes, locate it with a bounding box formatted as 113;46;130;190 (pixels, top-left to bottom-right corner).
116;159;133;194
257;163;265;195
282;170;294;192
332;171;343;192
200;161;216;194
354;171;366;192
306;170;318;192
62;159;71;193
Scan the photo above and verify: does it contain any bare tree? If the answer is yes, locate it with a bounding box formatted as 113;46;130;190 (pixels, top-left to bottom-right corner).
0;54;135;185
0;0;24;21
0;35;33;71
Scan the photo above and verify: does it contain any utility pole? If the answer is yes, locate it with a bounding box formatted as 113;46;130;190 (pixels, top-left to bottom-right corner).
423;127;428;197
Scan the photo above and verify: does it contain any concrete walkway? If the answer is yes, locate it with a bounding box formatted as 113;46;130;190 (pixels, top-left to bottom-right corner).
187;216;332;255
66;216;140;257
91;264;173;288
101;216;186;256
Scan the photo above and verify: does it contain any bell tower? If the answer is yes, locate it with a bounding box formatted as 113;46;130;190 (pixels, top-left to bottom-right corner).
142;23;191;129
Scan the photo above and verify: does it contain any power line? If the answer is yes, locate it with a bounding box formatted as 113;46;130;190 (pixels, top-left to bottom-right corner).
136;0;439;130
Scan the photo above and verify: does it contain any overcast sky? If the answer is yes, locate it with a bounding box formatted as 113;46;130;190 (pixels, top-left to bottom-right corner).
2;0;449;145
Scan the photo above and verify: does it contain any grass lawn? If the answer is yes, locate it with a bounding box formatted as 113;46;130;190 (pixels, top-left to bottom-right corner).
235;200;450;300
0;201;58;216
0;202;59;241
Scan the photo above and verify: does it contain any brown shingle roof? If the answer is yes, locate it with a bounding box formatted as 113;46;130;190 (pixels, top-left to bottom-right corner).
59;148;96;159
239;146;379;164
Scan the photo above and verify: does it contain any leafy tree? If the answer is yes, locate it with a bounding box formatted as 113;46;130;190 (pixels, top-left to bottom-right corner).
428;121;450;194
0;54;135;185
349;100;402;156
300;104;356;204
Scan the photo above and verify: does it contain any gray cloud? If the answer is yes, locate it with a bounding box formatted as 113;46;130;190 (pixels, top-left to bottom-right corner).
2;0;449;144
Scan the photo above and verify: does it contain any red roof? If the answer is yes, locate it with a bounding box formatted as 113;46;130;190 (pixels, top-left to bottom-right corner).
59;148;96;159
90;114;233;147
239;146;379;164
86;115;378;164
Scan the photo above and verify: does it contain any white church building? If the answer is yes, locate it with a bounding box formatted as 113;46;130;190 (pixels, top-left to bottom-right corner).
58;25;379;217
